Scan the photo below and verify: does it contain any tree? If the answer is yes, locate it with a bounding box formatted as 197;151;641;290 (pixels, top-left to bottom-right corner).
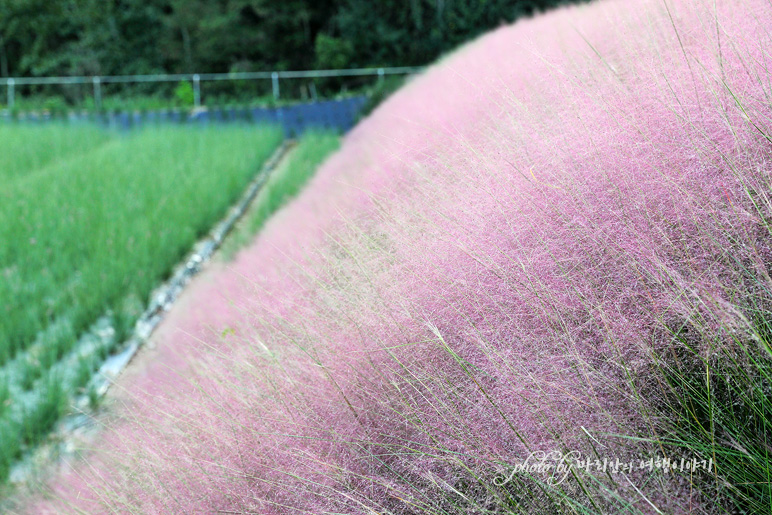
0;0;585;99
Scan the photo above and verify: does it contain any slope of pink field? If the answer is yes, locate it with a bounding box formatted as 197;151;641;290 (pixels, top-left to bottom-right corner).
22;0;772;512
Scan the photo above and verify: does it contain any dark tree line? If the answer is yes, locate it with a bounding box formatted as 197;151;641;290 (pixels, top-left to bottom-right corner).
0;0;580;78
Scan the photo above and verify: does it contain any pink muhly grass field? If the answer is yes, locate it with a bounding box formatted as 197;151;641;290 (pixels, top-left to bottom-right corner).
23;0;772;512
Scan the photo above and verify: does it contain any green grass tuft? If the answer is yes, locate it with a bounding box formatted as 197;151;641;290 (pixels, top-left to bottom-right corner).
222;130;340;258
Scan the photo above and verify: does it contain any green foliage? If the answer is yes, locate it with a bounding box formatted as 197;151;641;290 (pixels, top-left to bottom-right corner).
174;80;195;107
0;379;8;416
41;96;67;114
87;383;101;411
112;295;144;347
0;418;19;483
21;375;66;447
329;0;587;68
315;34;353;70
654;320;772;513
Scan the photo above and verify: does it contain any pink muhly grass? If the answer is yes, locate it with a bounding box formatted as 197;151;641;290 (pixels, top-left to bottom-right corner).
21;0;772;513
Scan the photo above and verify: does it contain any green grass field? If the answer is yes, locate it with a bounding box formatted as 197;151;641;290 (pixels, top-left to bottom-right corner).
0;123;283;481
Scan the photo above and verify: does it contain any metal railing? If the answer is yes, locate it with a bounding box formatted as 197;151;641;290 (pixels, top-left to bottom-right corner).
0;66;423;111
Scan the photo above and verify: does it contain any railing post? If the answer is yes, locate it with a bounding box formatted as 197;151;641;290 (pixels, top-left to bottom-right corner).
272;72;280;101
193;74;201;107
377;68;385;86
93;76;102;111
7;78;14;110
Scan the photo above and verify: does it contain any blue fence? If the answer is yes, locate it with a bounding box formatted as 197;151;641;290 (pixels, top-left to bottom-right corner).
3;96;370;137
190;96;369;136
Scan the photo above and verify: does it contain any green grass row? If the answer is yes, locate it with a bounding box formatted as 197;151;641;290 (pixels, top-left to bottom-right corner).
0;125;111;181
0;123;283;481
223;130;341;258
1;124;282;365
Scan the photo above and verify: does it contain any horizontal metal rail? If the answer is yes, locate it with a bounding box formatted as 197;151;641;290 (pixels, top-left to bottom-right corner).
0;66;423;110
0;66;422;86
